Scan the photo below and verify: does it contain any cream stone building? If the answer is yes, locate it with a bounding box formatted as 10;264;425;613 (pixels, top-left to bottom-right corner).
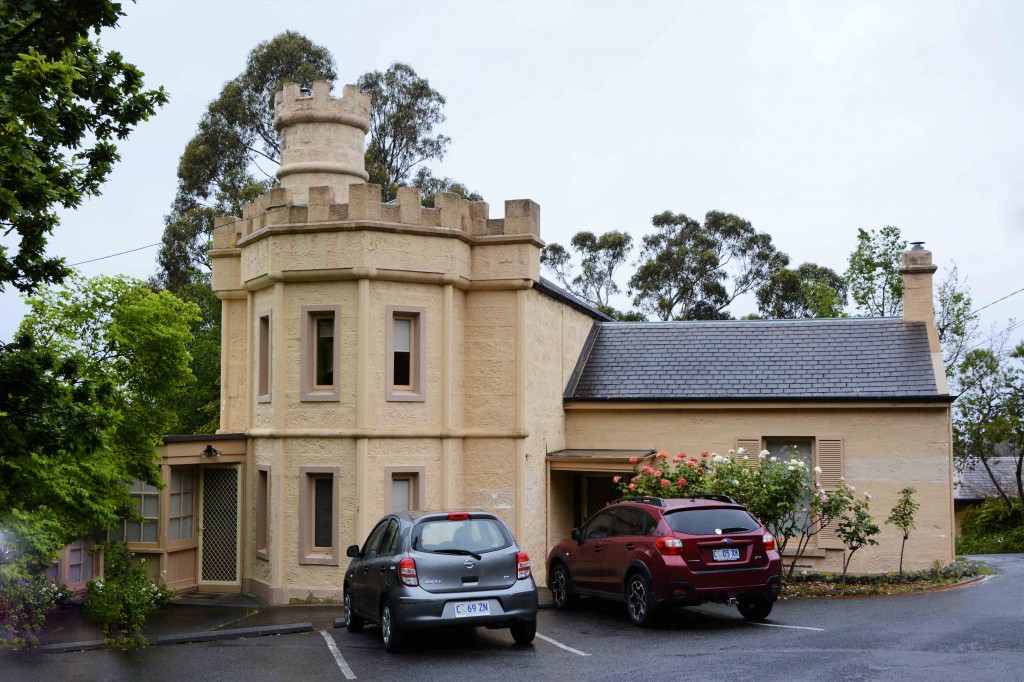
106;81;953;602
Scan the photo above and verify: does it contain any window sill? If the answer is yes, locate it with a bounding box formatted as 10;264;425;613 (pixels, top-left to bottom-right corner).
300;391;339;402
300;553;339;566
386;389;425;402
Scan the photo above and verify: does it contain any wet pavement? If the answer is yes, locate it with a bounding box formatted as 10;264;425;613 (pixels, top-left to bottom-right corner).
29;587;554;650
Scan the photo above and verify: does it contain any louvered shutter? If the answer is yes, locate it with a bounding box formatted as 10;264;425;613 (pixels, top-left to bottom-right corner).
734;438;761;467
816;437;844;548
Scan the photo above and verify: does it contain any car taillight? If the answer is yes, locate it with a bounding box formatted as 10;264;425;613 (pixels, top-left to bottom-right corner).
399;557;418;586
655;537;684;555
516;552;531;579
447;513;471;521
763;533;776;551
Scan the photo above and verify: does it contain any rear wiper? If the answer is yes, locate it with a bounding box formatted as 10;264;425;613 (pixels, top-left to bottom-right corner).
432;548;483;560
720;527;751;533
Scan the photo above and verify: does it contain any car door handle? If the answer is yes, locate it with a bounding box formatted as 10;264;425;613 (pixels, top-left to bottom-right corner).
625;544;636;551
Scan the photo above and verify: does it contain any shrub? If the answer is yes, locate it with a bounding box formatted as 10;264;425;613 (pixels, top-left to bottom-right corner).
82;543;172;647
957;498;1024;554
0;576;58;648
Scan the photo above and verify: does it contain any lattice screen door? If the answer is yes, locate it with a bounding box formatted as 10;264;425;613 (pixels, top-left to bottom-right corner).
199;466;240;586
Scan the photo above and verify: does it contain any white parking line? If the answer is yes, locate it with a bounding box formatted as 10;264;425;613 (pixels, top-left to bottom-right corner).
535;632;591;656
744;622;824;632
321;631;357;679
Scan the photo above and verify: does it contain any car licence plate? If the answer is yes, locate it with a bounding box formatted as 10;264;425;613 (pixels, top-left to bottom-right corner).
453;601;490;617
713;548;741;561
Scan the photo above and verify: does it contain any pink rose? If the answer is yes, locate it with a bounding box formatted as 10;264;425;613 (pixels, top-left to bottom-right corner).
612;475;621;483
629;457;638;464
677;477;687;486
628;483;636;491
661;479;671;487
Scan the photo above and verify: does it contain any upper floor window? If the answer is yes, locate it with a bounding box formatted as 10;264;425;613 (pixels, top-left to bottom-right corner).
386;306;426;402
257;309;272;403
300;305;341;401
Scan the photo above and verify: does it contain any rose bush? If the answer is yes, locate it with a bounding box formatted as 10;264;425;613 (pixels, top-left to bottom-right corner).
617;448;874;579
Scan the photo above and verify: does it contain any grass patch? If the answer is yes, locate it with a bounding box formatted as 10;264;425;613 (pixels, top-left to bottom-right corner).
782;558;989;598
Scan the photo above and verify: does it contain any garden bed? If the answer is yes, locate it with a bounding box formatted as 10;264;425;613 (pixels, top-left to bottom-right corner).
781;558;992;597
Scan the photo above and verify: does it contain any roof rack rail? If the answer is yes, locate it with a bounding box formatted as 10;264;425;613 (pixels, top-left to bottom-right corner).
688;494;737;504
611;496;667;507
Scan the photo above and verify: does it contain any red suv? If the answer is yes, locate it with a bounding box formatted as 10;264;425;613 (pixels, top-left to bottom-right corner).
546;496;782;626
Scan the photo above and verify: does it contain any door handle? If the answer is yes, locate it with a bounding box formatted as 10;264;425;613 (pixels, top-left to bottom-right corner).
625;544;636;551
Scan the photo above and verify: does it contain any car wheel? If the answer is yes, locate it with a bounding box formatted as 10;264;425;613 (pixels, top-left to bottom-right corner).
510;619;536;645
343;591;363;633
625;572;656;627
737;597;775;622
380;600;405;652
549;563;578;610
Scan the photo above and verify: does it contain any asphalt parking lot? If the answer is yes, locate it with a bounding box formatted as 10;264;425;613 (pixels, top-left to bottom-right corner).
5;554;1023;682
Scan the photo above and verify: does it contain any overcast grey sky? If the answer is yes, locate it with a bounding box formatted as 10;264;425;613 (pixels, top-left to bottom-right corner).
3;0;1022;348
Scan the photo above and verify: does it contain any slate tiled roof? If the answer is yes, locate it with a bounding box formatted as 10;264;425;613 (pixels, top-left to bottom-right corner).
955;455;1021;501
565;318;948;401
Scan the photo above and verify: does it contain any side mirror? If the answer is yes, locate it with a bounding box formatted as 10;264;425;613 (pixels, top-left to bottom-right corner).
346;544;361;558
571;528;582;543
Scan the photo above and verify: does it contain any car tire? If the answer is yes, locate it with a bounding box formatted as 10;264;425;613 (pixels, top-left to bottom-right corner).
737;597;775;622
510;619;536;645
380;600;405;652
343;591;363;633
549;563;578;610
625;572;657;628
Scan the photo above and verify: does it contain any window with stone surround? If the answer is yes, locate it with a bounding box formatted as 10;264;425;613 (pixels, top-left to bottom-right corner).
257;309;272;403
300;305;341;401
256;466;270;560
386;305;426;401
299;466;339;565
386;466;425;513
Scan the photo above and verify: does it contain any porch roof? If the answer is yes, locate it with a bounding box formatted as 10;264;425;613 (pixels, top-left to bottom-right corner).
546;448;655;472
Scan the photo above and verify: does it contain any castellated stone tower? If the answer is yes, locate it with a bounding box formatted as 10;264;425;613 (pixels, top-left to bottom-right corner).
274;81;370;204
207;78;582;605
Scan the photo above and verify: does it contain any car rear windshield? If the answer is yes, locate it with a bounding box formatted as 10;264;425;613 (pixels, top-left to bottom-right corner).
664;508;760;535
413;518;512;554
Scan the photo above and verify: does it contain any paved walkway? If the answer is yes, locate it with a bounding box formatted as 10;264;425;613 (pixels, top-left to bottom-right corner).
27;588;554;652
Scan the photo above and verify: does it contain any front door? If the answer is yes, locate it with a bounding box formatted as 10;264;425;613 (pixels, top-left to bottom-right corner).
198;465;241;589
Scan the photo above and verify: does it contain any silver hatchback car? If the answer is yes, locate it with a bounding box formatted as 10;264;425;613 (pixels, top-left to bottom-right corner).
343;510;538;651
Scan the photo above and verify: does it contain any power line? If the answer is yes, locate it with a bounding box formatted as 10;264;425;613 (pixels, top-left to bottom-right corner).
68;243;161;266
969;285;1024;316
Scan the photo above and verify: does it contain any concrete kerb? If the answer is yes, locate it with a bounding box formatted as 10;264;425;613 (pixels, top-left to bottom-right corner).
35;622;314;655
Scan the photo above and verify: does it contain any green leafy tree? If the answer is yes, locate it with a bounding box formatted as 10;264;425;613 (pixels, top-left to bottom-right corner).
0;275;198;578
358;62;452;203
629;210;789;320
756;263;848;319
935;263;980;384
846;226;906;317
0;0;167;293
886;486;919;577
412;167;482;208
167;279;221;434
541;230;634;318
835;493;880;586
155;31;336;290
954;345;1024;510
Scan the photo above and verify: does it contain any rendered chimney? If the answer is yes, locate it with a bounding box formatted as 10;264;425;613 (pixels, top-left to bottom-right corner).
273;80;370;204
899;241;938;323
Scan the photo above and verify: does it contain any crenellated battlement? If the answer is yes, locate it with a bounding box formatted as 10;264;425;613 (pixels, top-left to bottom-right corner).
273;80;370;204
212;183;540;250
273;81;370;133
